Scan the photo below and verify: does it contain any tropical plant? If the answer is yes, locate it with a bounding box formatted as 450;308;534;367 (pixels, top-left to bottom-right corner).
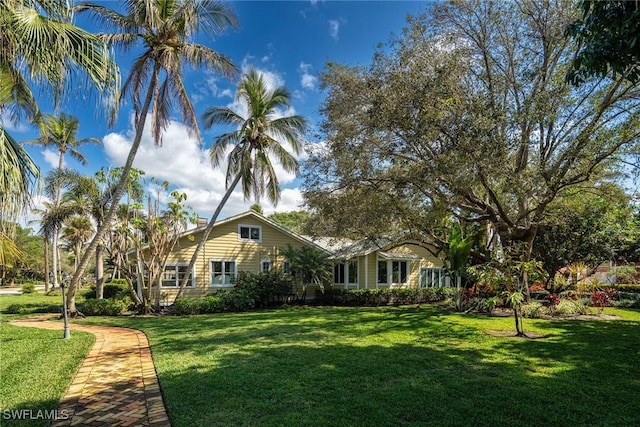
175;68;306;298
66;0;238;314
0;0;116;262
280;244;332;301
444;224;472;310
61;215;94;271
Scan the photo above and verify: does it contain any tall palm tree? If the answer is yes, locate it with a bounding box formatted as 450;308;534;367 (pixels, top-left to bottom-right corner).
65;0;238;314
0;0;117;263
176;68;306;298
24;115;99;288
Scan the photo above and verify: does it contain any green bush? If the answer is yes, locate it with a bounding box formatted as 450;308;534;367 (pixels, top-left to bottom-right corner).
234;271;289;307
174;295;225;315
78;298;130;316
81;281;131;300
220;289;256;311
21;283;36;294
611;284;640;294
316;287;455;306
552;299;589;317
530;290;550;300
521;302;545;318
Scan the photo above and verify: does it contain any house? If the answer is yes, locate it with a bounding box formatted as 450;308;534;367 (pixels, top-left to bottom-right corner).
317;233;450;290
150;211;448;304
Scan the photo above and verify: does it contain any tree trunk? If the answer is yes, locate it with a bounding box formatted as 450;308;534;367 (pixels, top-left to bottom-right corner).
52;227;59;289
44;237;50;293
175;173;241;300
96;242;104;299
66;65;160;315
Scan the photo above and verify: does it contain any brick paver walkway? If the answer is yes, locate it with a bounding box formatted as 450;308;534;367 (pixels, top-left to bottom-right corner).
11;316;171;427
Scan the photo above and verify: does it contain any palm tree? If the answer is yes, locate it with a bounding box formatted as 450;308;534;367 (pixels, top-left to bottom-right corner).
176;68;306;298
0;0;117;264
0;0;118;225
65;0;238;315
23;115;99;288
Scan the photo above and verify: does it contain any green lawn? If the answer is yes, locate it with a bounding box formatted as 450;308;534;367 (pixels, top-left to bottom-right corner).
0;292;83;320
0;322;93;427
77;306;640;427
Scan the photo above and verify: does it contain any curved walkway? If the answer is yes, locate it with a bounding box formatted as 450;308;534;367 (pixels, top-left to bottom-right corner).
10;316;170;427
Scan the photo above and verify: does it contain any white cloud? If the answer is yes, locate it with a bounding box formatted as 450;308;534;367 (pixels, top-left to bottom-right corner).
102;112;303;220
43;149;61;169
329;19;341;40
0;110;29;132
299;62;318;90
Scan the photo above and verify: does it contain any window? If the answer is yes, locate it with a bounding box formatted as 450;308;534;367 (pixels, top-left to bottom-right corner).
239;225;261;242
261;259;272;272
333;262;345;284
161;264;193;287
420;268;446;288
282;261;292;275
377;261;388;284
391;261;408;284
210;260;236;286
347;259;358;284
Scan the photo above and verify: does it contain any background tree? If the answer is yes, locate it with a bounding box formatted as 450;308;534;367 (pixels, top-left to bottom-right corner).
24;114;99;288
66;0;238;314
268;210;310;234
176;68;306;298
532;183;639;281
304;1;640;305
567;0;640;84
61;215;94;271
280;244;332;301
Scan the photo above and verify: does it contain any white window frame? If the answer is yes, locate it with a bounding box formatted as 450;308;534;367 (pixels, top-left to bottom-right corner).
377;259;388;285
209;259;237;287
261;259;272;273
160;263;195;288
391;260;409;285
420;267;447;288
238;224;262;242
333;262;345;285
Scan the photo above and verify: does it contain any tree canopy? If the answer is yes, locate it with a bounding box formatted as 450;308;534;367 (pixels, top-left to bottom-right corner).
304;0;640;283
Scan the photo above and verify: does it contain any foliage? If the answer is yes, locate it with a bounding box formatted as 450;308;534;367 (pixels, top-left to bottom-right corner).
566;0;640;84
78;297;131;316
234;270;290;307
280;244;332;300
67;0;238;312
552;299;589;317
268;211;311;234
316;287;454;306
20;282;35;294
609;265;639;284
177;67;305;297
521;302;546;319
533;185;640;278
174;296;225;315
304;0;640;300
81;281;131;301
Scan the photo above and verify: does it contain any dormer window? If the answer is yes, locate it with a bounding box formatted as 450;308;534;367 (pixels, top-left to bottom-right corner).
239;224;261;242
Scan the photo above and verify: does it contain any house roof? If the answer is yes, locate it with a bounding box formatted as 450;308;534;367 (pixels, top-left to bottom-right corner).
130;210;330;255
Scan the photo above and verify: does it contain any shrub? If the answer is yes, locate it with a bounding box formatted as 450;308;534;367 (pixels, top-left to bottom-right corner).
234;271;288;307
529;283;545;292
21;283;36;294
614;299;640;308
79;298;130;316
552;299;588;317
611;284;640;293
316;287;454;307
174;295;225;315
530;290;550;300
220;289;255;311
521;302;545;318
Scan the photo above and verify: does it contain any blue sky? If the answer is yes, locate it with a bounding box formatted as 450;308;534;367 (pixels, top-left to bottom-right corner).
9;1;428;222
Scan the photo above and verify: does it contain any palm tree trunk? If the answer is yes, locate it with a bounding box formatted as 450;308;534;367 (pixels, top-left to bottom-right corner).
52;228;59;289
44;237;50;293
95;242;104;299
175;173;241;300
66;64;160;315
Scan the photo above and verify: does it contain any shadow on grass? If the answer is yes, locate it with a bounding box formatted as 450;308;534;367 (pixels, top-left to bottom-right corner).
87;306;640;427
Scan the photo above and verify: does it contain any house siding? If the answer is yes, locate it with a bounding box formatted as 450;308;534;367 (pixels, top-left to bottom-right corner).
152;214;311;303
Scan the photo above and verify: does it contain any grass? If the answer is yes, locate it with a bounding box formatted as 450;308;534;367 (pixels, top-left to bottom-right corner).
0;322;94;427
0;292;88;320
75;306;640;427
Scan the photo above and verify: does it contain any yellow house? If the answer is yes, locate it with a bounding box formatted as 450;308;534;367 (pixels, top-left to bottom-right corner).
149;211;449;304
319;234;450;290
